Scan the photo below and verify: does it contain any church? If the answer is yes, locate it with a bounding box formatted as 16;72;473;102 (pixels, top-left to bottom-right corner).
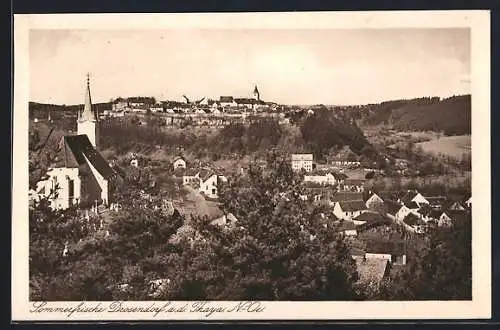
34;75;117;210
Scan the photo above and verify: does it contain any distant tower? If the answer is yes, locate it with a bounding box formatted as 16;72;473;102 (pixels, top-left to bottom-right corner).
253;85;260;101
78;73;99;148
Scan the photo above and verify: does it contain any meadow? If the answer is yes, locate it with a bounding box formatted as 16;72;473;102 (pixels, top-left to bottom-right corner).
416;135;471;159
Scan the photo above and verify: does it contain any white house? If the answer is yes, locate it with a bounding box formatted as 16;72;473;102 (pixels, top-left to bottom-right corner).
173;156;187;170
400;190;429;207
365;192;384;209
303;172;338;186
333;200;367;220
339;220;357;237
291;153;314;172
220;96;237;108
198;172;228;199
385;200;412;222
32;76;117;210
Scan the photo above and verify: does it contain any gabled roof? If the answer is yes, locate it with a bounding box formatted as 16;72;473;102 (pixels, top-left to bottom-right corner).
404;201;419;210
220;96;234;103
234;98;257;105
385;200;404;216
330;192;364;203
291;154;313;161
199;169;216;182
353;211;385;223
400;190;419;204
365;240;405;255
344;178;365;185
378;191;402;202
60;135;115;179
424;196;447;204
173;156;186;162
338;200;367;212
443;209;470;223
182;168;199;177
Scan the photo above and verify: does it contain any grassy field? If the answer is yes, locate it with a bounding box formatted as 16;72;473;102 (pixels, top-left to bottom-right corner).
416;135;471;159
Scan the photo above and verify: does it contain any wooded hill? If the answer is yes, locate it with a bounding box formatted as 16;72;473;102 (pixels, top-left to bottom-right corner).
335;95;471;135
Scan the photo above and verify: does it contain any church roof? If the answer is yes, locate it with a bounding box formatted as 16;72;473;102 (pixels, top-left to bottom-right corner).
60;135;115;179
253;85;259;94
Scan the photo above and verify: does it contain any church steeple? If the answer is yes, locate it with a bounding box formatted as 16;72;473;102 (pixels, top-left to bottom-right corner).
80;73;97;122
78;73;99;148
253;84;260;101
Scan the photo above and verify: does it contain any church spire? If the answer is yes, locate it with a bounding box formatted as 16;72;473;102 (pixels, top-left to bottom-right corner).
80;73;96;122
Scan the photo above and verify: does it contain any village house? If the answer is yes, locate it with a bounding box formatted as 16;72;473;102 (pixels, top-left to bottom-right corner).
198;170;228;199
364;241;407;265
333;200;367;220
219;96;237;108
112;97;129;112
352;211;387;226
385;200;412;222
339;220;358;237
399;190;429;207
173;156;187;170
443;198;467;212
402;213;426;233
291;153;314;172
303;171;345;186
438;209;470;227
182;169;201;186
364;191;385;209
416;205;442;222
33;75;117;210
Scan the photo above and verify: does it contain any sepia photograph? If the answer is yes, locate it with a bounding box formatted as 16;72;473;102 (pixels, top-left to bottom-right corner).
13;11;490;320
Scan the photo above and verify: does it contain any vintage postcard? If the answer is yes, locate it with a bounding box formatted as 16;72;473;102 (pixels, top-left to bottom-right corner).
12;11;491;321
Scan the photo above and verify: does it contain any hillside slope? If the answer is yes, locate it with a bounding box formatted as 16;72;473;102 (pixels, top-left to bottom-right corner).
360;95;470;135
388;95;471;135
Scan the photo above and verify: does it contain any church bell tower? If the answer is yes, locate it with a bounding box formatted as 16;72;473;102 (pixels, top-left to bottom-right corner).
78;73;99;148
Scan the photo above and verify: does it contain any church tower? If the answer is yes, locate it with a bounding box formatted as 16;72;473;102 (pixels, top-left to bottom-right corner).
253;85;260;101
78;74;99;148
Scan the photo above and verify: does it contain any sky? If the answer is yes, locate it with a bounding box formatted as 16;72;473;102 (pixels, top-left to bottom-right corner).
29;28;470;105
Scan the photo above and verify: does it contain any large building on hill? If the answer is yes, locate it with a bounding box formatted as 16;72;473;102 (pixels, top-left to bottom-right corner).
33;75;118;210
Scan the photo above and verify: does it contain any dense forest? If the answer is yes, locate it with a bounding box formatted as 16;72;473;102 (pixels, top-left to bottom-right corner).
333;95;471;135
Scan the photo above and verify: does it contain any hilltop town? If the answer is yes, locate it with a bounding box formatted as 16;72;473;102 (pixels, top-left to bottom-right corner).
29;77;472;301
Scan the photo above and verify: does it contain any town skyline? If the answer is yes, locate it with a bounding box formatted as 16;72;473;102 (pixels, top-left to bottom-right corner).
30;28;470;106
